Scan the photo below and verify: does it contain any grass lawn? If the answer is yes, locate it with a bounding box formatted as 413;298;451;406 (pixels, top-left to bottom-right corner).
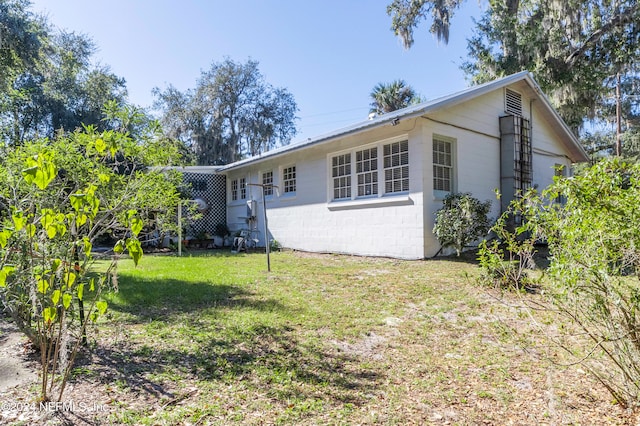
25;251;636;424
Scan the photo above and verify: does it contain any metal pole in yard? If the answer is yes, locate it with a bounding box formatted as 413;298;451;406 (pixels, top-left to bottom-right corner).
178;200;182;257
248;183;276;272
262;191;270;272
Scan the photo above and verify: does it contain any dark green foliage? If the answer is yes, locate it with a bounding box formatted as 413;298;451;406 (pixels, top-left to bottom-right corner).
478;202;537;291
154;58;298;165
387;1;640;134
0;0;129;145
433;192;492;256
213;223;230;238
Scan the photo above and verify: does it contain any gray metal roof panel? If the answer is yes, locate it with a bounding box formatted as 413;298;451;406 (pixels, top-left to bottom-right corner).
220;71;587;171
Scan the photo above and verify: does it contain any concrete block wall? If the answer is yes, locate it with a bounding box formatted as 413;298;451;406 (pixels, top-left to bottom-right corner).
225;124;427;259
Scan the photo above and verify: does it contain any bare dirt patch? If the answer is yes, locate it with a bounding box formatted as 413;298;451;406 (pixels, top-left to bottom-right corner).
0;319;37;393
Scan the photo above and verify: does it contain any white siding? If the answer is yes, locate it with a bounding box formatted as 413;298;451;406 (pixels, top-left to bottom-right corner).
529;107;573;189
226;124;426;259
223;82;581;259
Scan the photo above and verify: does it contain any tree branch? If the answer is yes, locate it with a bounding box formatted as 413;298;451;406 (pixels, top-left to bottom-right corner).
565;3;640;67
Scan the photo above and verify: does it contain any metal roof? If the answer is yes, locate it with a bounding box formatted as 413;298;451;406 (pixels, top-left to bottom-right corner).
153;165;222;174
219;71;588;171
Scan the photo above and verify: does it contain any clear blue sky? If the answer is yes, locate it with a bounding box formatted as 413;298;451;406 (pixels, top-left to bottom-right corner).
29;0;483;143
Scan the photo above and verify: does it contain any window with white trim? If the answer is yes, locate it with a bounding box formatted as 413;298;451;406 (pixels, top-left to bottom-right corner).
328;138;409;202
231;179;238;201
262;171;273;196
356;147;378;197
383;140;409;193
433;136;453;193
332;153;351;200
240;177;246;199
283;165;296;194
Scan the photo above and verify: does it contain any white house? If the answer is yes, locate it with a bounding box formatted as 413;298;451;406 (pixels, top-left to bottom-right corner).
217;71;588;259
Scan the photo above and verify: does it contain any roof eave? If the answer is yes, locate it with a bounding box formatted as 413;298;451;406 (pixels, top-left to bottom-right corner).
220;71;589;171
521;73;589;163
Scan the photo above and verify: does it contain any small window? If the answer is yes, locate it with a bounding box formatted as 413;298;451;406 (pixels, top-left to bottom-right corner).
356;147;378;197
283;165;296;194
231;179;238;201
433;137;453;192
262;171;273;196
505;88;523;116
240;177;246;199
383;140;409;194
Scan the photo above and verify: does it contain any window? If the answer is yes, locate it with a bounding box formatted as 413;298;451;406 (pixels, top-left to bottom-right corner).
356;147;378;197
231;179;238;201
283;165;296;194
383;140;409;193
433;136;453;192
328;139;409;202
262;171;273;196
332;153;351;199
240;177;246;199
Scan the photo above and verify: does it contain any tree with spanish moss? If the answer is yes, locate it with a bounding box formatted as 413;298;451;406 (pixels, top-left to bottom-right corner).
387;0;640;132
154;58;298;165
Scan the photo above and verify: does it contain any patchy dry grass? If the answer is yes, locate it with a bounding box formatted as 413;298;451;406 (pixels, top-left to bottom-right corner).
2;250;637;425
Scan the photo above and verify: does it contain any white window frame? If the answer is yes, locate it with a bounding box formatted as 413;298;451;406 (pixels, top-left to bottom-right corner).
356;147;378;198
554;163;566;204
240;177;247;200
231;178;239;201
282;165;296;195
383;140;409;195
332;153;351;200
262;170;274;197
432;134;455;199
327;136;409;205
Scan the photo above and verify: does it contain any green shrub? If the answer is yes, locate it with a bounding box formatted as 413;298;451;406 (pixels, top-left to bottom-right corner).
270;239;281;251
480;159;640;407
477;211;537;291
433;192;492;256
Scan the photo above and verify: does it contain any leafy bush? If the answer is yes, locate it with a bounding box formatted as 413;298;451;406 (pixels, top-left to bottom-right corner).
0;106;183;402
213;223;230;238
478;201;537;291
433;192;492;256
270;239;281;251
480;159;640;407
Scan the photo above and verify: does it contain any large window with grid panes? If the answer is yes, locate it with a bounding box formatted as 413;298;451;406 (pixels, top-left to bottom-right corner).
283;165;296;194
332;153;351;199
239;177;246;199
433;135;454;195
329;139;409;201
262;170;274;196
231;179;239;201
